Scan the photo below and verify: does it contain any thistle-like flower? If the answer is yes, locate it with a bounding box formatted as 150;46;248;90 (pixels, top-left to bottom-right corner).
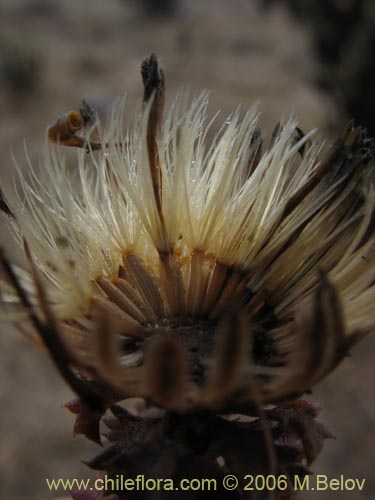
1;55;374;499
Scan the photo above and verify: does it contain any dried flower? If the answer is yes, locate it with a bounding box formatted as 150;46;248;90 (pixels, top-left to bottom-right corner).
1;54;374;499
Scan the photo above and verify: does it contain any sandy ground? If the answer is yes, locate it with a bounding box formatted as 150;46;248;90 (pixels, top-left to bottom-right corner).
0;1;373;499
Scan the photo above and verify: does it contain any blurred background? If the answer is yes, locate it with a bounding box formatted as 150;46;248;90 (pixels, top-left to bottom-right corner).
0;0;374;498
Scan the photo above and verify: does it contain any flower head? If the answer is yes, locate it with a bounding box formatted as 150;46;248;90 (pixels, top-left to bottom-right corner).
1;54;374;411
1;55;374;497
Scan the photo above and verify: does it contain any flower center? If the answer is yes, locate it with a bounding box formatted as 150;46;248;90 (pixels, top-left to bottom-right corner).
143;318;216;384
76;251;280;389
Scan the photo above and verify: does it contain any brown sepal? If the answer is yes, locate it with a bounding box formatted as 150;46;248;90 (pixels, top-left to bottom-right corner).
65;398;104;445
267;400;334;465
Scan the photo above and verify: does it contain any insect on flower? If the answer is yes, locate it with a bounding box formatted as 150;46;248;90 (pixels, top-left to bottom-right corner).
0;54;374;499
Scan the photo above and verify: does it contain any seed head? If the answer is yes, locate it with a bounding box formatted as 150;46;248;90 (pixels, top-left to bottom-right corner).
0;55;374;498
